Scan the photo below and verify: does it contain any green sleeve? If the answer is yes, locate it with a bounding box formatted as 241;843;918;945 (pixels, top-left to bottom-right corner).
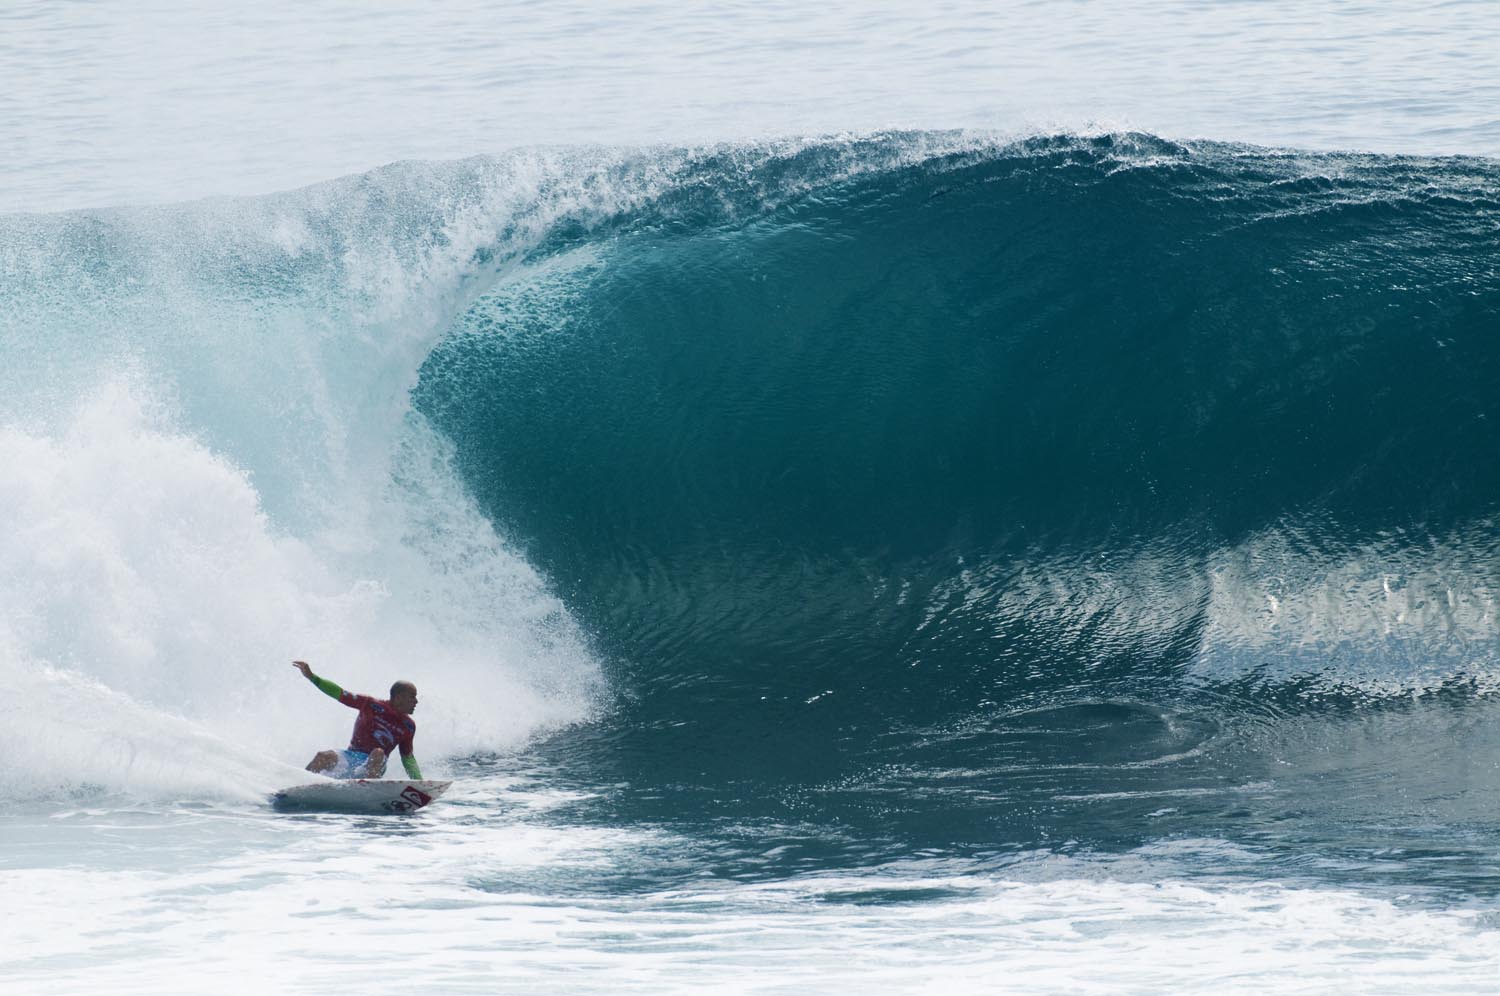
402;753;423;780
307;672;344;700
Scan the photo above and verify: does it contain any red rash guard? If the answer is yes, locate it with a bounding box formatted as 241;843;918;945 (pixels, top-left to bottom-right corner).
303;669;423;778
340;691;417;759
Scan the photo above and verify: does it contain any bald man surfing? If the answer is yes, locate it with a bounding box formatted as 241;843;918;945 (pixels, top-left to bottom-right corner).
293;660;423;780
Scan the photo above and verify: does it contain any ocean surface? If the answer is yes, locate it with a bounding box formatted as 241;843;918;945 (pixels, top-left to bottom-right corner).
4;3;1500;993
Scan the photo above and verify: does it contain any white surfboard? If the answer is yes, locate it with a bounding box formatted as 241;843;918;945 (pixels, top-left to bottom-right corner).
271;778;452;814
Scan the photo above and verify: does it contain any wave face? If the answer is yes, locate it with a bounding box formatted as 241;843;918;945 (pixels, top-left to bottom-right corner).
414;134;1500;776
5;133;1499;815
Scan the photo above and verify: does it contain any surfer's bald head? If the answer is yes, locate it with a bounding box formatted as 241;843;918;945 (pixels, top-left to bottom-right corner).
390;680;418;713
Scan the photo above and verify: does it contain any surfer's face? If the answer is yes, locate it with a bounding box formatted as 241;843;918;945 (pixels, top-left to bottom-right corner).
392;685;418;714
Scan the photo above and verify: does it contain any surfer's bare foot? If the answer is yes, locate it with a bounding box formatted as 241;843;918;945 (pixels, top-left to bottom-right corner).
365;748;387;778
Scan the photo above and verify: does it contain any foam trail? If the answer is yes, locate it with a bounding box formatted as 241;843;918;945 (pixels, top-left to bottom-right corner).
6;664;308;802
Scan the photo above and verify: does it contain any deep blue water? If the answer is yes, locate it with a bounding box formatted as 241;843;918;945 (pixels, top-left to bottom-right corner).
407;133;1500;885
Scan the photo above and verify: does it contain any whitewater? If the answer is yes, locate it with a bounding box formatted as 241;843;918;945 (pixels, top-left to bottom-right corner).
4;3;1500;993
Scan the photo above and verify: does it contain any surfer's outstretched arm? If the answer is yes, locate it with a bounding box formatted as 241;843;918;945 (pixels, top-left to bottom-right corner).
401;750;423;780
292;660;345;701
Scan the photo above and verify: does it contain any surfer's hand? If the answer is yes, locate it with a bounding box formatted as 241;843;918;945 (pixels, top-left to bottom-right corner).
292;660;313;679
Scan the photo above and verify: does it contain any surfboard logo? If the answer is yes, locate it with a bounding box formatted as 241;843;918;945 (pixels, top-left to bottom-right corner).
381;786;435;813
400;785;433;807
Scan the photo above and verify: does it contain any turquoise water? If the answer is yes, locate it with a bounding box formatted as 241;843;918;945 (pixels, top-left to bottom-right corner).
5;5;1500;993
424;134;1500;892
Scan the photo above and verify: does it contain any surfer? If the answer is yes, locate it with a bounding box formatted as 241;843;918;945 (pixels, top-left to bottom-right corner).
292;660;423;780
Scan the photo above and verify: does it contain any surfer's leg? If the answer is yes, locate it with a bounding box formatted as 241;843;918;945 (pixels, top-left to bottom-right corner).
306;750;339;773
364;747;387;778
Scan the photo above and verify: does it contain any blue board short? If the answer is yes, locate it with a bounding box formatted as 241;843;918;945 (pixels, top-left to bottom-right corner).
329;749;372;779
